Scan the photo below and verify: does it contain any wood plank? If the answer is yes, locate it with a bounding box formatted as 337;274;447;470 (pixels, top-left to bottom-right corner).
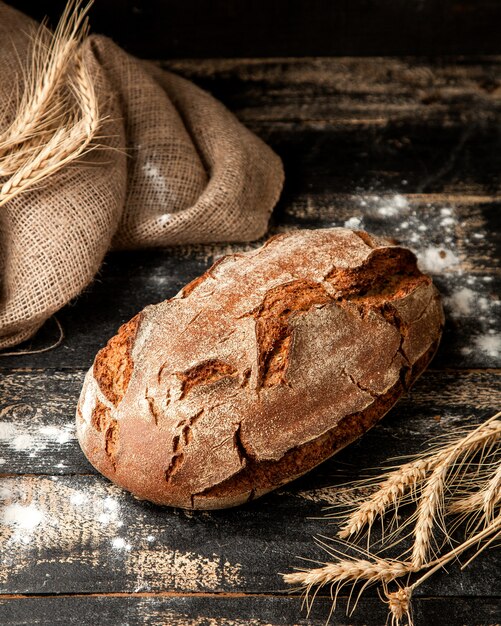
1;57;499;368
1;472;500;597
10;1;501;57
162;57;501;121
0;594;499;626
1;370;499;476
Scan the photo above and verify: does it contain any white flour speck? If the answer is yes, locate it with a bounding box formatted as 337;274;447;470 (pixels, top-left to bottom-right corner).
377;194;409;217
112;537;126;549
3;503;43;530
445;288;476;316
0;458;5;465
0;422;16;440
40;425;74;445
0;486;11;499
104;497;118;512
344;216;362;229
142;157;168;202
112;537;132;551
417;247;460;273
12;434;35;451
474;333;501;358
158;214;172;226
0;420;75;454
70;492;86;506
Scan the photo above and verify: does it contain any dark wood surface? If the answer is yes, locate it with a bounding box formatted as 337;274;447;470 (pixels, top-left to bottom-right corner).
8;0;501;57
1;57;500;625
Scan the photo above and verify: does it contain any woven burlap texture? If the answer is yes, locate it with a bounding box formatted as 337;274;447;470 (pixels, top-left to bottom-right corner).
0;2;284;349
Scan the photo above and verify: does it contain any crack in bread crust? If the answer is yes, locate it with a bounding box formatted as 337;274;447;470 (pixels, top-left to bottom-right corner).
177;360;238;398
252;280;331;388
93;313;142;406
191;336;441;507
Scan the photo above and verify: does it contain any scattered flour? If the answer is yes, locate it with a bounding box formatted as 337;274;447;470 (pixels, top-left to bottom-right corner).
70;492;86;506
417;246;460;272
158;214;172;226
112;537;132;551
340;192;499;364
474;333;501;358
0;418;75;455
377;193;409;217
129;548;243;592
3;503;43;530
445;288;475;316
39;426;73;445
344;216;362;229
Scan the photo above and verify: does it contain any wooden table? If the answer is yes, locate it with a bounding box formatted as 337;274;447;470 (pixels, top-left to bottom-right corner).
0;57;500;625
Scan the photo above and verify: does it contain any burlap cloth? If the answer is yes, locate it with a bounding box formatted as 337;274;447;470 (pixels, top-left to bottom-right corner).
0;2;284;349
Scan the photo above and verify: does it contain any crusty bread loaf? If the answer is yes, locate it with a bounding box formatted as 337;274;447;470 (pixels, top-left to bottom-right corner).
76;228;444;509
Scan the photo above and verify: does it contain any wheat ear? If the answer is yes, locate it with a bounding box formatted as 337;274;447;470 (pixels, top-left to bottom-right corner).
283;556;412;590
337;458;431;539
338;418;501;540
0;0;92;167
449;461;501;521
411;418;501;568
0;2;101;207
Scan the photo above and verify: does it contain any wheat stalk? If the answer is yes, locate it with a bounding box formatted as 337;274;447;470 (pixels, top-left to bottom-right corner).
0;0;92;167
0;0;101;206
284;556;412;590
283;412;501;625
337;458;431;539
482;463;501;521
411;417;501;568
449;461;501;520
385;513;501;625
337;417;501;544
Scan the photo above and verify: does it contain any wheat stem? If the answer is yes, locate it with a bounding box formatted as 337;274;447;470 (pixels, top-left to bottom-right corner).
411;512;501;590
482;462;501;522
284;413;501;625
338;416;501;542
411;419;501;568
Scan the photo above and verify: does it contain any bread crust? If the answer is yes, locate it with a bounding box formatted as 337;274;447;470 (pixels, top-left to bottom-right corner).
76;228;444;509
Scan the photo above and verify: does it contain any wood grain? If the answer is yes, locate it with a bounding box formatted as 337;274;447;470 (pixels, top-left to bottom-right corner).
0;595;499;626
0;370;500;601
1;473;500;597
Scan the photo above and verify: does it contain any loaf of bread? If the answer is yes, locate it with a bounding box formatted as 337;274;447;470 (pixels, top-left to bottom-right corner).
76;228;444;509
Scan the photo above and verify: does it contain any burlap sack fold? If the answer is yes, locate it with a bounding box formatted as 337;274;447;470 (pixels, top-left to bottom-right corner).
0;2;284;349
